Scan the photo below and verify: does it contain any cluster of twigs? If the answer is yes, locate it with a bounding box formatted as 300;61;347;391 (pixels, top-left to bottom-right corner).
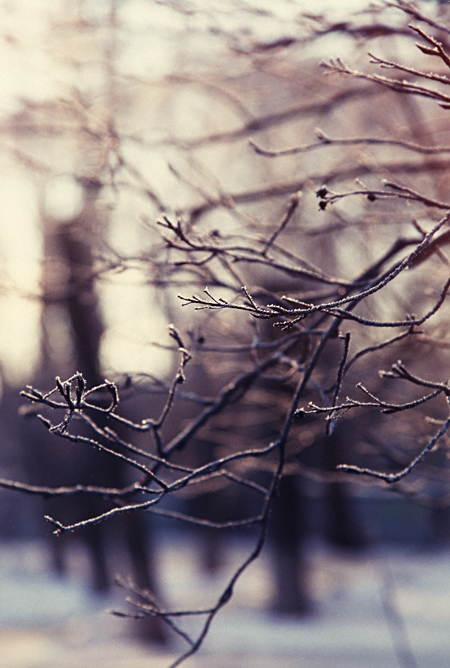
13;358;288;666
3;2;450;667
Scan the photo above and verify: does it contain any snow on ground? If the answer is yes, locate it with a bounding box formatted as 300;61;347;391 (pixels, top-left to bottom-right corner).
0;537;449;668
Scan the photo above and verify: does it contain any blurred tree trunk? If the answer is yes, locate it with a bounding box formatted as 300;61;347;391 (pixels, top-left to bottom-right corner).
39;178;167;642
271;474;311;615
323;422;368;550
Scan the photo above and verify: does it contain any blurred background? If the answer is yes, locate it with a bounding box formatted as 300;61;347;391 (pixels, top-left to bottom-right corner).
0;0;449;667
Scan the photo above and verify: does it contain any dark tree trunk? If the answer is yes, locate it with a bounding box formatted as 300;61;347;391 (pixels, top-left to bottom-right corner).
270;475;311;615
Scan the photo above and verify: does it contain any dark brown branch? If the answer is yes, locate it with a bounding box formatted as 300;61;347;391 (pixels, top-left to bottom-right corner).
338;413;450;483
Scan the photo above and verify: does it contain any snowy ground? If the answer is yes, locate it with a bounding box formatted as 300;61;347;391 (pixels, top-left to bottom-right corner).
0;536;449;668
